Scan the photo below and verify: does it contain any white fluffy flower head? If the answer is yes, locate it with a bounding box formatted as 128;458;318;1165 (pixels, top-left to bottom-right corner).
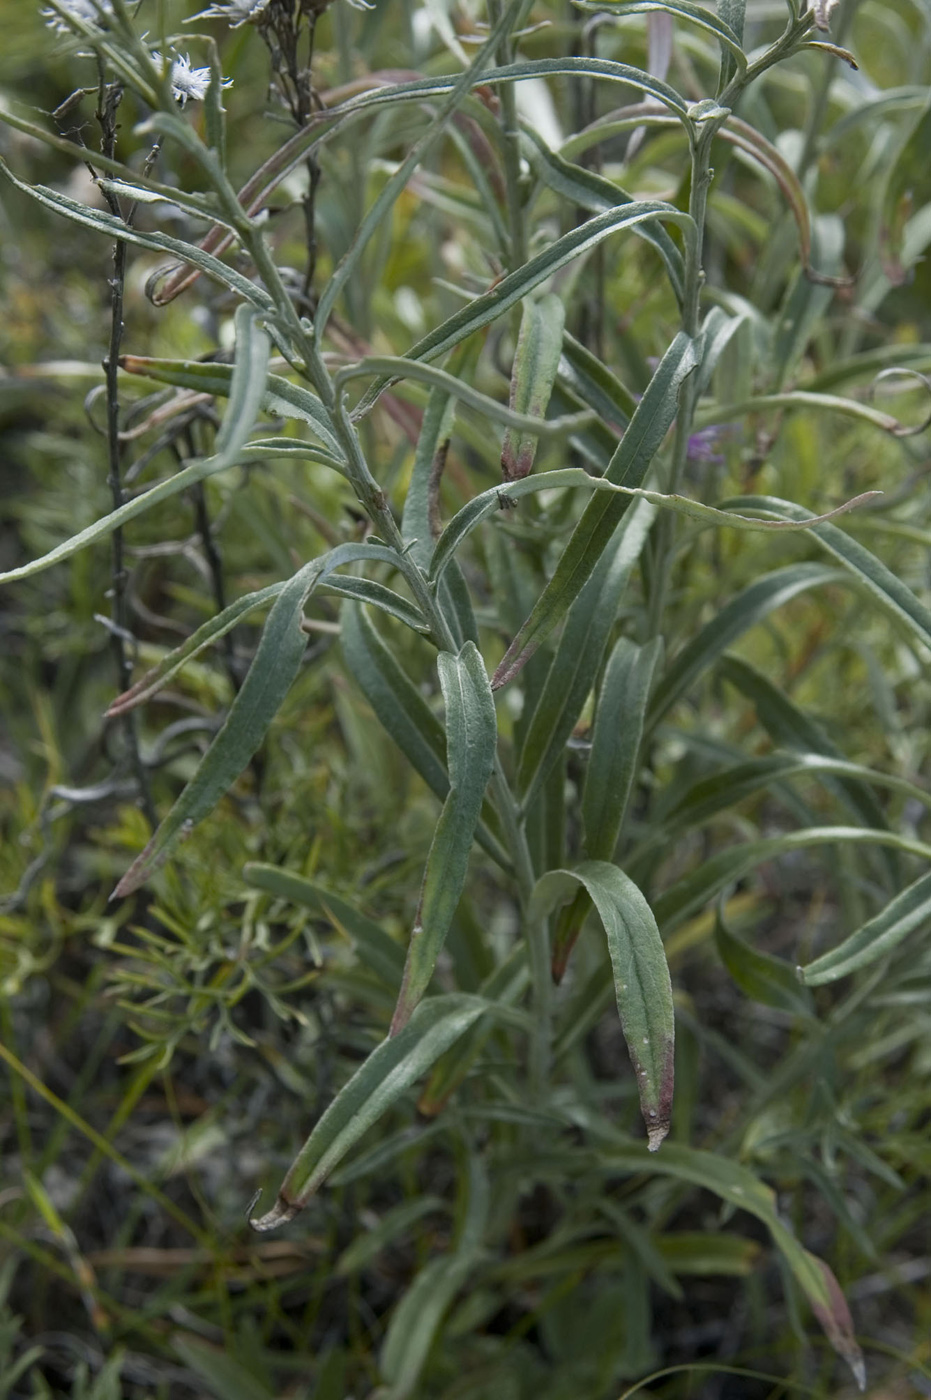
187;0;272;27
42;0;114;33
152;51;233;105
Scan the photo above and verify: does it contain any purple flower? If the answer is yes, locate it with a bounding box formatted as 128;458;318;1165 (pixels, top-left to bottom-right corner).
686;424;735;467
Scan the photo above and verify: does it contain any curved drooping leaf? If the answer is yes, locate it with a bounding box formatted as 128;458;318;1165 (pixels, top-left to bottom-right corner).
520;125;685;303
714;904;813;1015
574;0;746;75
112;542;402;898
242;863;405;987
0;306;272;587
801;868;931;986
652;826;931;933
501;295;566;482
0;157;273;310
249;993;491;1230
492;333;698;688
647;562;845;730
719;495;931;652
658;752;930;839
531;862;674;1149
595;1141;864;1386
518;503;655;807
426;464;869;597
354;206;696;415
391;644;498;1032
120;355;345;459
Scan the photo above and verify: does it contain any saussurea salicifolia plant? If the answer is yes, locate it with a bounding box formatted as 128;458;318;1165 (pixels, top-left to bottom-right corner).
3;0;931;1392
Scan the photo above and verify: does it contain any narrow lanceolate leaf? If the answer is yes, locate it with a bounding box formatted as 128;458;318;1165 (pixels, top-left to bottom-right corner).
652;827;931;933
501;295;566;482
531;862;674;1149
391;645;497;1033
518;503;655;806
249;994;489;1231
719;655;898;839
106;582;283;717
714;904;812;1015
112;544;401;898
340;601;448;801
575;0;746;77
0;306;271;587
647;563;845;731
801;868;931;986
493;333;698;689
583;637;664;860
658;752;929;840
520;128;684;303
380;1251;478;1398
597;1143;864;1387
354;208;695;416
559;331;638;427
0;158;273;310
720;495;931;652
120;356;344;459
716;0;746;89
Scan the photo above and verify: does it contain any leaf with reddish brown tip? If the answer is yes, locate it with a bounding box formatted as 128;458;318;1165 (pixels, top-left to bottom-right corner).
530;861;674;1149
805;1252;866;1390
501;294;565;482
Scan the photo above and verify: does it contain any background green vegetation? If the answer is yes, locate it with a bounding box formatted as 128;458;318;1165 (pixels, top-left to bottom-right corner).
1;0;930;1396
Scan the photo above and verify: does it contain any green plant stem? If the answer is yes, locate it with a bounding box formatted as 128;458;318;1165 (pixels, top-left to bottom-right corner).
489;0;526;270
646;119;719;638
187;93;551;1104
